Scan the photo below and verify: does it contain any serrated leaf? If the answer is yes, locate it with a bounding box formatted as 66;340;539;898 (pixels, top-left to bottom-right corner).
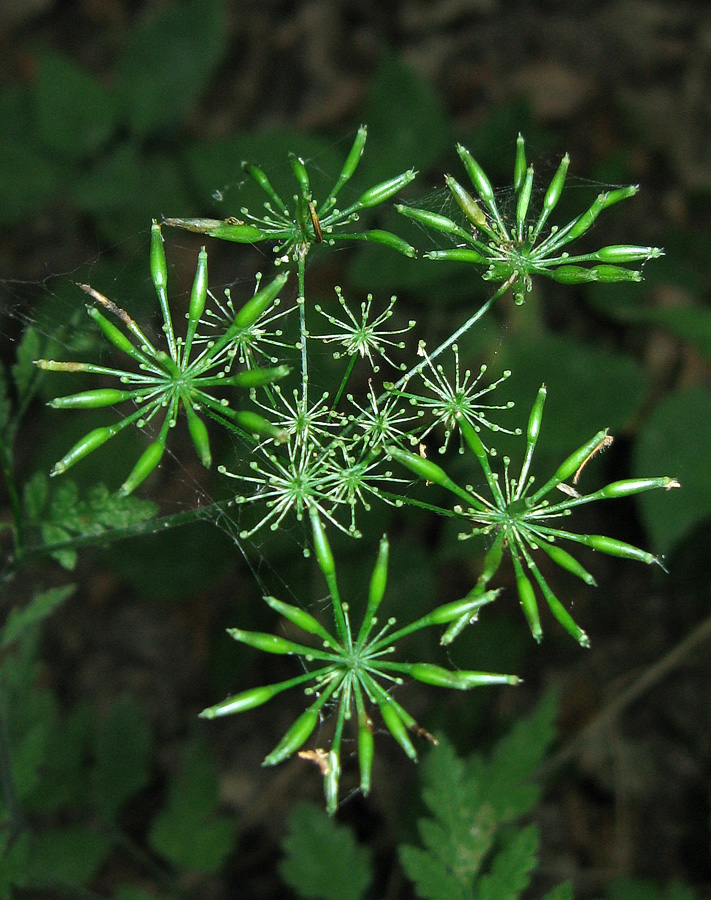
478;824;539;900
35;50;116;158
11;326;41;401
40;523;76;571
1;584;75;649
634;386;711;555
398;845;468;900
27;824;113;884
116;0;227;137
48;480;158;538
92;697;152;819
280;802;373;900
148;732;236;872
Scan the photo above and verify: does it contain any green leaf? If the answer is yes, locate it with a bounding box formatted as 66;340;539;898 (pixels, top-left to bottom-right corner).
634;386;711;554
34;50;116;158
116;0;227;137
398;845;468;900
27;824;114;885
478;824;539;900
1;584;75;649
148;732;237;872
23;471;49;522
280;802;373;900
360;54;451;183
92;697;153;819
12;326;41;401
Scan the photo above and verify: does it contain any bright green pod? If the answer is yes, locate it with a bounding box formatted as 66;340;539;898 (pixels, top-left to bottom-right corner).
48;388;132;409
444;175;488;229
385;444;476;507
51;425;116;476
289;153;311;198
227;365;290;388
233;272;290;330
424;248;486;264
232;410;287;442
549;265;600;284
536;540;596;586
334;229;417;257
264;595;333;643
357;714;374;797
199;682;289;719
541;153;569;216
594;476;680;499
188;247;208;326
527;384;547;445
513;134;526;192
309;506;337;591
355;170;417;209
457;417;499;502
331;125;367;196
119;439;165;496
150;220;168;293
378;701;417;762
515;567;542;642
563;186;638;246
368;534;389;614
516;166;534;239
87;307;141;361
577;534;659;565
455;144;495;206
226;627;307;656
394;204;469;239
478;532;505;586
241;161;289;214
423;588;500;626
530;567;589;647
406;662;518;690
324;750;341;817
263;704;320;767
163;218;266;243
185;404;211;468
589;265;641;284
531;429;610;503
592;245;663;263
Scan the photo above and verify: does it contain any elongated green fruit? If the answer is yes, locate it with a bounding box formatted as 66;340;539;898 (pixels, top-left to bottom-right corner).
515;567;542;642
199;682;289;718
241;162;289;213
87;307;142;361
549;265;601;284
264;595;333;644
232;272;289;330
188;247;208;325
536;540;596;585
591;245;663;263
334;230;416;257
185;403;211;468
368;534;389;614
378;701;417;762
323;750;341;817
514;134;527;191
425;248;486;264
445;175;489;229
404;663;519;689
226;365;290;388
326;125;367;203
516;166;534;239
358;714;374;797
356;170;417;208
150;220;168;293
48;388;132;409
263;704;320;766
530;565;589;647
527;384;547;444
594;476;680;500
455;145;495;207
119;439;165;496
231;410;287;442
421;588;500;626
395;204;470;239
51;425;117;475
577;534;659;565
226;627;310;655
289;153;311;197
535;153;569;234
531;429;610;503
386;444;476;507
163;217;266;243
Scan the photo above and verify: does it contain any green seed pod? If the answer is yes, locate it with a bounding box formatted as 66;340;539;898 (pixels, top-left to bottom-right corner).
241;162;289;214
385;444;476;507
355;170;417;209
589;264;641;283
478;532;505;587
226;627;307;655
331;125;367;196
527;384;547;445
578;534;659;565
378;700;417;762
455;144;495;206
263;704;320;766
368;534;389;615
531;429;610;502
536;540;596;586
423;588;500;626
515;567;542;642
185;404;211;468
231;410;287;442
87;307;143;362
530;566;589;647
264;595;333;643
445;175;489;229
513;134;527;192
199;682;288;719
549;265;600;284
309;507;337;590
188;247;208;327
540;153;570;217
48;388;132;409
150;220;168;294
227;365;290;388
592;245;663;263
289;153;311;198
51;425;116;475
516;165;534;239
394;204;470;239
357;714;374;797
594;476;680;500
323;750;341;817
163;218;266;243
233;272;290;330
424;248;486;264
336;229;417;257
406;662;518;690
119;439;165;496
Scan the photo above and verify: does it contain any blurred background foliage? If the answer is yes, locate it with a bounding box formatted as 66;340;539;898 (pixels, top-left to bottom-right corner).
0;0;710;898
